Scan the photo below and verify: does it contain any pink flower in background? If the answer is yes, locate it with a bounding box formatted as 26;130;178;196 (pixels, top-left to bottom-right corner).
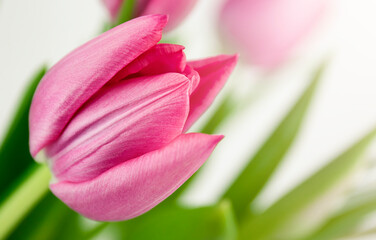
103;0;198;31
220;0;327;68
29;15;237;221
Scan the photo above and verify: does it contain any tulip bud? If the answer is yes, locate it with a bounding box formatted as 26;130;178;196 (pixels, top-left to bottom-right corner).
102;0;198;31
220;0;327;68
29;15;237;221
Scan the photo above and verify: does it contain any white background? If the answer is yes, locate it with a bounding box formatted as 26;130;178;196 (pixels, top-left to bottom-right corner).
1;0;376;238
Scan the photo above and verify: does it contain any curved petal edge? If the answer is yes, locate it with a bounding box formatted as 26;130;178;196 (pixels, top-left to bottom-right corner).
184;54;238;131
50;133;223;221
29;14;168;157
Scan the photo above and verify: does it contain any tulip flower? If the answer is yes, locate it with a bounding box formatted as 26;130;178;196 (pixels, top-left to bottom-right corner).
29;15;237;221
220;0;327;68
102;0;198;31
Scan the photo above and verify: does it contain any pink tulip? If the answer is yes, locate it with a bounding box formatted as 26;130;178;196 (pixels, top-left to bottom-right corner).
220;0;327;68
102;0;198;31
29;15;237;221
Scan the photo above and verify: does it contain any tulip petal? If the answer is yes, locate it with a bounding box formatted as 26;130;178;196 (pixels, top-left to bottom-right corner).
220;0;326;67
102;0;149;20
50;133;223;221
47;73;190;183
102;0;123;19
183;55;237;131
102;0;197;32
111;43;186;83
29;15;167;157
141;0;198;31
182;64;200;95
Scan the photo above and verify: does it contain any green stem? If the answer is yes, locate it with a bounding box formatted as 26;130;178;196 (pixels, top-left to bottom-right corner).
0;66;47;195
84;222;109;239
0;164;50;239
114;0;136;27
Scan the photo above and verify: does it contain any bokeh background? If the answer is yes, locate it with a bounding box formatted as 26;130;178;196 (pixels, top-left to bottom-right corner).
1;0;376;239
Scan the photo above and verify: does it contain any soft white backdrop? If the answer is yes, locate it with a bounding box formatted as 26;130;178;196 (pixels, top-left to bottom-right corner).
1;0;376;238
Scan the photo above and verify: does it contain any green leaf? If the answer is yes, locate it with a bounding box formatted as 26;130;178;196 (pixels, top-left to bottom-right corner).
8;192;83;240
0;164;50;239
96;201;237;240
305;191;376;240
201;93;237;135
222;63;325;220
0;65;83;240
114;0;136;27
239;127;376;240
0;66;47;199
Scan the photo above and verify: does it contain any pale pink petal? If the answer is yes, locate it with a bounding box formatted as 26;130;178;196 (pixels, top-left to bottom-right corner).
102;0;197;31
102;0;151;21
140;0;198;31
102;0;123;19
29;15;167;156
111;43;186;83
50;133;223;221
47;73;190;183
220;0;327;68
183;55;238;131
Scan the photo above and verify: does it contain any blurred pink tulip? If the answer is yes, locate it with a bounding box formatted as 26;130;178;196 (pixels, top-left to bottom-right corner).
220;0;327;68
29;15;237;221
102;0;198;31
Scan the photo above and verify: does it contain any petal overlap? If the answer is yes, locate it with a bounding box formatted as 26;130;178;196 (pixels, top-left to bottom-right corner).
50;133;223;221
47;73;190;182
184;54;238;131
111;44;186;83
30;15;167;156
29;14;237;221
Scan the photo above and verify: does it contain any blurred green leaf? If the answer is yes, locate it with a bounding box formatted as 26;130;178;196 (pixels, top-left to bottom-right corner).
201;93;237;135
114;0;136;27
305;191;376;240
96;201;237;240
8;191;83;240
239;127;376;240
0;65;78;240
101;22;112;33
0;66;47;199
222;64;325;220
0;164;50;239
